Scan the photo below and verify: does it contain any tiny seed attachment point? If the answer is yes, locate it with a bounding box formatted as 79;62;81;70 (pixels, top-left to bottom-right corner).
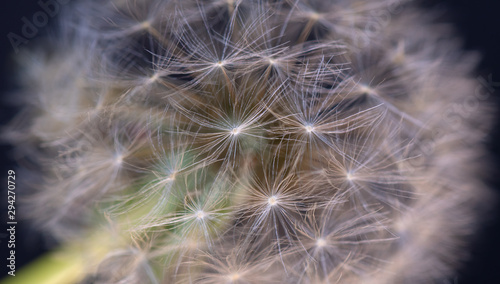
268;196;278;206
316;238;326;247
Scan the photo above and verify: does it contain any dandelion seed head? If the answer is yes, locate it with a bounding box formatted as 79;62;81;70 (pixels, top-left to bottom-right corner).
6;0;491;283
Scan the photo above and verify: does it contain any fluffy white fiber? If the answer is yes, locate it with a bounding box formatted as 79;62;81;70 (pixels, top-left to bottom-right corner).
5;0;492;283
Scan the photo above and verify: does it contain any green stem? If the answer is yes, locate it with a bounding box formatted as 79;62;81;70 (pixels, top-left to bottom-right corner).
1;246;85;284
1;232;115;284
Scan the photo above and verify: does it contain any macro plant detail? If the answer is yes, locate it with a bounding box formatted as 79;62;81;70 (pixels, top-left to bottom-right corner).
3;0;491;283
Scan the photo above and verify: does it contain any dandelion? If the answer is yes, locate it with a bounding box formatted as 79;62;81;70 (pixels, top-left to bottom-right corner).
4;0;491;283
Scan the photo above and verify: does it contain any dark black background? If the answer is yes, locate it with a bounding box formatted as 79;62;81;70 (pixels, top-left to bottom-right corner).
0;0;499;283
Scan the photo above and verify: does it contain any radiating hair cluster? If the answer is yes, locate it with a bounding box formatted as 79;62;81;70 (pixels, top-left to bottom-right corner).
5;0;491;283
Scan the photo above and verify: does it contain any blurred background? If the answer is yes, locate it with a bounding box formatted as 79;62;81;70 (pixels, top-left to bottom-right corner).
0;0;499;283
